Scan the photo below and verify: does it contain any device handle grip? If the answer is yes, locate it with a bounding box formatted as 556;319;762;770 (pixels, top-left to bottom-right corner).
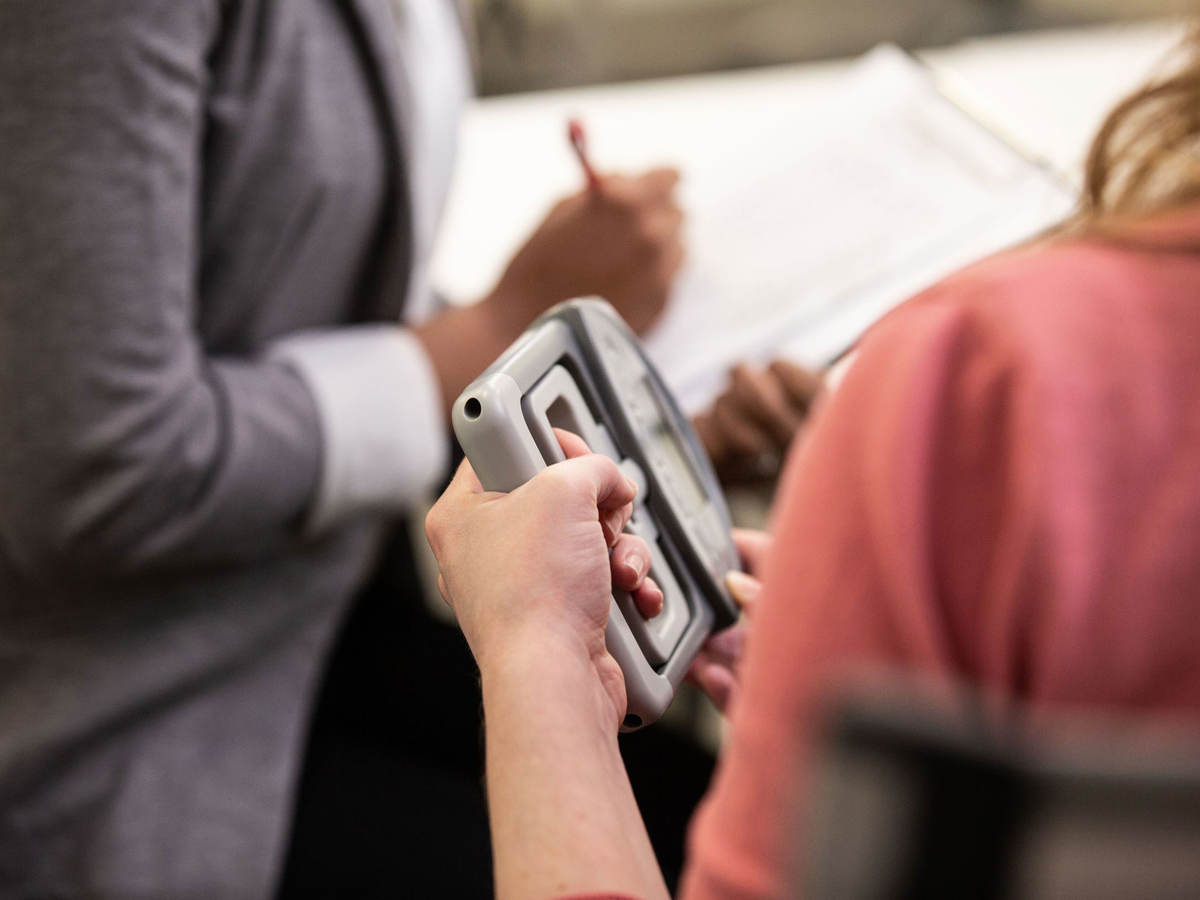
455;373;549;492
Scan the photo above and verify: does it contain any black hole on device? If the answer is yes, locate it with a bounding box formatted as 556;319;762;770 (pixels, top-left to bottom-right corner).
464;397;482;420
623;714;643;729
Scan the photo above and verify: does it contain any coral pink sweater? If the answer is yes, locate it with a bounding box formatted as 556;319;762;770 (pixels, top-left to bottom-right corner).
577;218;1200;898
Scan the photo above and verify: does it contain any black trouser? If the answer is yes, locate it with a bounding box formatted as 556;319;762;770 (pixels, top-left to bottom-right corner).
278;525;715;899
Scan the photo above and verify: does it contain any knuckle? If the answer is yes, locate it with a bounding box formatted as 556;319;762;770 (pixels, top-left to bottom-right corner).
423;506;443;551
714;397;748;437
607;184;638;213
579;455;616;495
632;534;653;559
647;169;678;194
542;461;592;501
660;207;683;237
634;214;659;248
731;376;760;410
538;464;572;494
730;364;752;390
598;453;623;485
714;393;736;421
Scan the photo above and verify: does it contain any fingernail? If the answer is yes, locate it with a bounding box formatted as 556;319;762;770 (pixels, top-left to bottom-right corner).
725;570;760;607
642;577;664;619
649;582;664;618
625;477;638;497
624;553;646;581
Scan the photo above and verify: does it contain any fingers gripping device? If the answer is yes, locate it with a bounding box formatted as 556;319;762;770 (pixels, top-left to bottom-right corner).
452;299;740;731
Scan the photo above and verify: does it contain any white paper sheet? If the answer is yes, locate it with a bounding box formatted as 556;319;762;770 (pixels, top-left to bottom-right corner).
641;45;1077;412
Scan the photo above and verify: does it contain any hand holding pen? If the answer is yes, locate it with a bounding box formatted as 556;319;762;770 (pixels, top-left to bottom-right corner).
481;118;685;335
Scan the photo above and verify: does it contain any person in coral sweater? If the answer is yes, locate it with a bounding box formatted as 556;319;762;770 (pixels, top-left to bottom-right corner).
423;31;1200;900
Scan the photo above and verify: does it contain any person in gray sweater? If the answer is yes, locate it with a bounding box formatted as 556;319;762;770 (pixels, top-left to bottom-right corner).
0;1;686;896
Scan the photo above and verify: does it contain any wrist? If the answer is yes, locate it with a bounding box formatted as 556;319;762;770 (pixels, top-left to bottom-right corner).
478;624;623;734
478;275;551;339
477;621;589;686
412;300;526;421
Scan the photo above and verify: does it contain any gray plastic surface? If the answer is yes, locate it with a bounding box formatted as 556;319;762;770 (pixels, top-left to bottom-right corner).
453;300;736;731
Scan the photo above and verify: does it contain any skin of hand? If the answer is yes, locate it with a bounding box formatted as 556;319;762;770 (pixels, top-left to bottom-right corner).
693;360;823;483
687;528;771;715
487;168;685;337
426;427;673;900
415;168;685;422
425;429;663;723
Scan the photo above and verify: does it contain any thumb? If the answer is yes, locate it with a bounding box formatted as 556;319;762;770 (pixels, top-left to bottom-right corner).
725;570;762;613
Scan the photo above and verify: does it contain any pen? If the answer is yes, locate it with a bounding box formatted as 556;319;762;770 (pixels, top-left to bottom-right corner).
567;118;601;193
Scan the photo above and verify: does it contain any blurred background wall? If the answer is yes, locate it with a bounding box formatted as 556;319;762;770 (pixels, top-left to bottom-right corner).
472;0;1185;94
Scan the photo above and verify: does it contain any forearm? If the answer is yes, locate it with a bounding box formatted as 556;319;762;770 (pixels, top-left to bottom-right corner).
413;285;533;423
479;633;670;900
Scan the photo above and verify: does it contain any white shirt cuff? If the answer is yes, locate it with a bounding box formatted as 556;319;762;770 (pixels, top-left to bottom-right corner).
269;324;448;534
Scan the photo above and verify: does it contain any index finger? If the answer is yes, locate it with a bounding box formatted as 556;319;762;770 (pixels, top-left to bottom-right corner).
732;528;772;574
540;452;637;513
552;428;636;544
768;360;823;413
602;167;681;208
553;427;591;460
636;167;681;198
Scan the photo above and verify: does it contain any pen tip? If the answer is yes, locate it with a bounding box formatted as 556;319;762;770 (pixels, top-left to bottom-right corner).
568;118;585;148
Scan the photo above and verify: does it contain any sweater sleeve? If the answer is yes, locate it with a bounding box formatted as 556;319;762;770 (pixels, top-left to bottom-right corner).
679;291;1037;898
0;1;444;582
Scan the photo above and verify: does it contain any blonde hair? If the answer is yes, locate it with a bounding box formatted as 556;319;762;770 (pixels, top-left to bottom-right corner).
1071;25;1200;240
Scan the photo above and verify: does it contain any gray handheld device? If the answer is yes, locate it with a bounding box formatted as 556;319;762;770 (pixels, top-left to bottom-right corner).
452;299;741;731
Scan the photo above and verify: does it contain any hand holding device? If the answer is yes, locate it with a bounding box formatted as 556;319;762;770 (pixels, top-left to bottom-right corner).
689;528;769;715
427;428;664;734
449;299;741;730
